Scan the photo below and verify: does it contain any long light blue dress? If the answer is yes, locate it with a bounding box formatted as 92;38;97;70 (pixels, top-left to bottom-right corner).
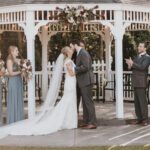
7;62;24;124
0;78;2;125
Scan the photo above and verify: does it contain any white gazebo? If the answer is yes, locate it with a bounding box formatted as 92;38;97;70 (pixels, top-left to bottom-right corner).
0;0;150;119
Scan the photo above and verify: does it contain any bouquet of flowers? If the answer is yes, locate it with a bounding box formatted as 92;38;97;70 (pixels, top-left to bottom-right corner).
20;59;32;82
0;60;4;70
56;5;99;26
0;60;6;84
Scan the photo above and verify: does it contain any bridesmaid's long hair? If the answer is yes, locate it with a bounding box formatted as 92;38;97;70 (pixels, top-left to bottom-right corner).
0;50;2;60
7;46;18;62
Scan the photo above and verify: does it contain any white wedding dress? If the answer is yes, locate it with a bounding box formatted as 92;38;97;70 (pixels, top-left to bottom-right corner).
0;54;77;138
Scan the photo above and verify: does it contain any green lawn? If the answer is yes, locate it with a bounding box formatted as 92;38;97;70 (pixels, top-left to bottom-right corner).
0;146;150;150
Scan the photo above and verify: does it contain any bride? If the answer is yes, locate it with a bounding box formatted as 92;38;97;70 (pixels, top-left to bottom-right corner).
0;46;77;138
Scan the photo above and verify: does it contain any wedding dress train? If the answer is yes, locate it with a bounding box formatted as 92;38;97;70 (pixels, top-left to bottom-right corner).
0;54;77;138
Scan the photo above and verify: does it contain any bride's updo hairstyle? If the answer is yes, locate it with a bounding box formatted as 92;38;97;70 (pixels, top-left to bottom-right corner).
61;46;70;57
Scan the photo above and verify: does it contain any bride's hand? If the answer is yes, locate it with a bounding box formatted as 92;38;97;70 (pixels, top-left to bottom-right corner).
69;72;75;76
66;62;75;76
66;63;72;70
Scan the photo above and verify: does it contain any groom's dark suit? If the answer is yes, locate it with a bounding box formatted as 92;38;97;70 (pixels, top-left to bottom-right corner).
131;53;150;123
75;48;97;125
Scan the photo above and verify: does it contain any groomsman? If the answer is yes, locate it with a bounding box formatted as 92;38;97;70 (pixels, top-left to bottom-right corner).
125;42;150;126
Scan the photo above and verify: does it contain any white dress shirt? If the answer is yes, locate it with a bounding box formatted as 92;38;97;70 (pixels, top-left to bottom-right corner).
139;52;146;57
77;48;82;56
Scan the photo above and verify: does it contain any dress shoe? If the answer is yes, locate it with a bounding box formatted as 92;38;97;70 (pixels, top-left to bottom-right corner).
78;124;88;128
130;120;142;125
140;120;149;126
82;124;97;129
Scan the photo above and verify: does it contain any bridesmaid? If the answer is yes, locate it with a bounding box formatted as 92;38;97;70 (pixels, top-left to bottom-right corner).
6;46;24;124
0;51;5;125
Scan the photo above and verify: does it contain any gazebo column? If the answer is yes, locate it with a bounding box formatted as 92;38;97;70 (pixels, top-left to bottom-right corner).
114;10;124;119
99;12;130;118
104;27;112;80
0;31;3;124
38;26;49;100
25;11;36;118
100;36;104;60
104;27;113;101
19;13;49;118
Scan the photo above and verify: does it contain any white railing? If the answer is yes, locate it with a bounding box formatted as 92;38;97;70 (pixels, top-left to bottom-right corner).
2;60;135;103
0;11;26;24
35;60;134;102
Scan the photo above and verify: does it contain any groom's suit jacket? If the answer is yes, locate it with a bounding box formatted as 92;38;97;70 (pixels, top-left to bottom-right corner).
131;53;150;88
75;48;95;88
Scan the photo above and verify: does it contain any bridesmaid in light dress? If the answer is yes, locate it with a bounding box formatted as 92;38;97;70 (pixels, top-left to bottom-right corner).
6;46;24;124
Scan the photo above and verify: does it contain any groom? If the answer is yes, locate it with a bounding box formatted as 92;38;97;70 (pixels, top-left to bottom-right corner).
69;39;97;129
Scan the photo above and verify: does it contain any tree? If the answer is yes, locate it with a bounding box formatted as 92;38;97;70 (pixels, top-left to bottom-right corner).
48;32;101;62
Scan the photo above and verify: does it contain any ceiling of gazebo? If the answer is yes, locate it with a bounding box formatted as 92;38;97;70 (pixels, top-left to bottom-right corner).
0;0;149;33
120;0;150;5
0;0;150;6
0;0;119;7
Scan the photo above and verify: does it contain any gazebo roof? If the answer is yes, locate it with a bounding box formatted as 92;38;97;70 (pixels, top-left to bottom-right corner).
0;0;150;6
0;0;118;7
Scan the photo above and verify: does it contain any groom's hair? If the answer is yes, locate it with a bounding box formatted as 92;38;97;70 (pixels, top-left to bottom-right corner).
138;42;147;48
70;39;80;46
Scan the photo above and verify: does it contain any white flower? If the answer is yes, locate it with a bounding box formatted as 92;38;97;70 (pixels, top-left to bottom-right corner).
83;12;88;17
73;22;77;25
0;76;5;84
65;9;70;14
5;69;9;76
75;9;81;17
68;17;74;23
23;63;27;69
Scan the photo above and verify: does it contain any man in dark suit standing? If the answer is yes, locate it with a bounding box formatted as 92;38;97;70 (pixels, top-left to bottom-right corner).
69;39;97;129
126;42;150;126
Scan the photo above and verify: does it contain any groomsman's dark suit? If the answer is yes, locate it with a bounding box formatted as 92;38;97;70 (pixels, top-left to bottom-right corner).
75;48;97;126
131;53;150;123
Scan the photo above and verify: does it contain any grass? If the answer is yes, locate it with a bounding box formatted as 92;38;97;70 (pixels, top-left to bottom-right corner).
0;146;150;150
